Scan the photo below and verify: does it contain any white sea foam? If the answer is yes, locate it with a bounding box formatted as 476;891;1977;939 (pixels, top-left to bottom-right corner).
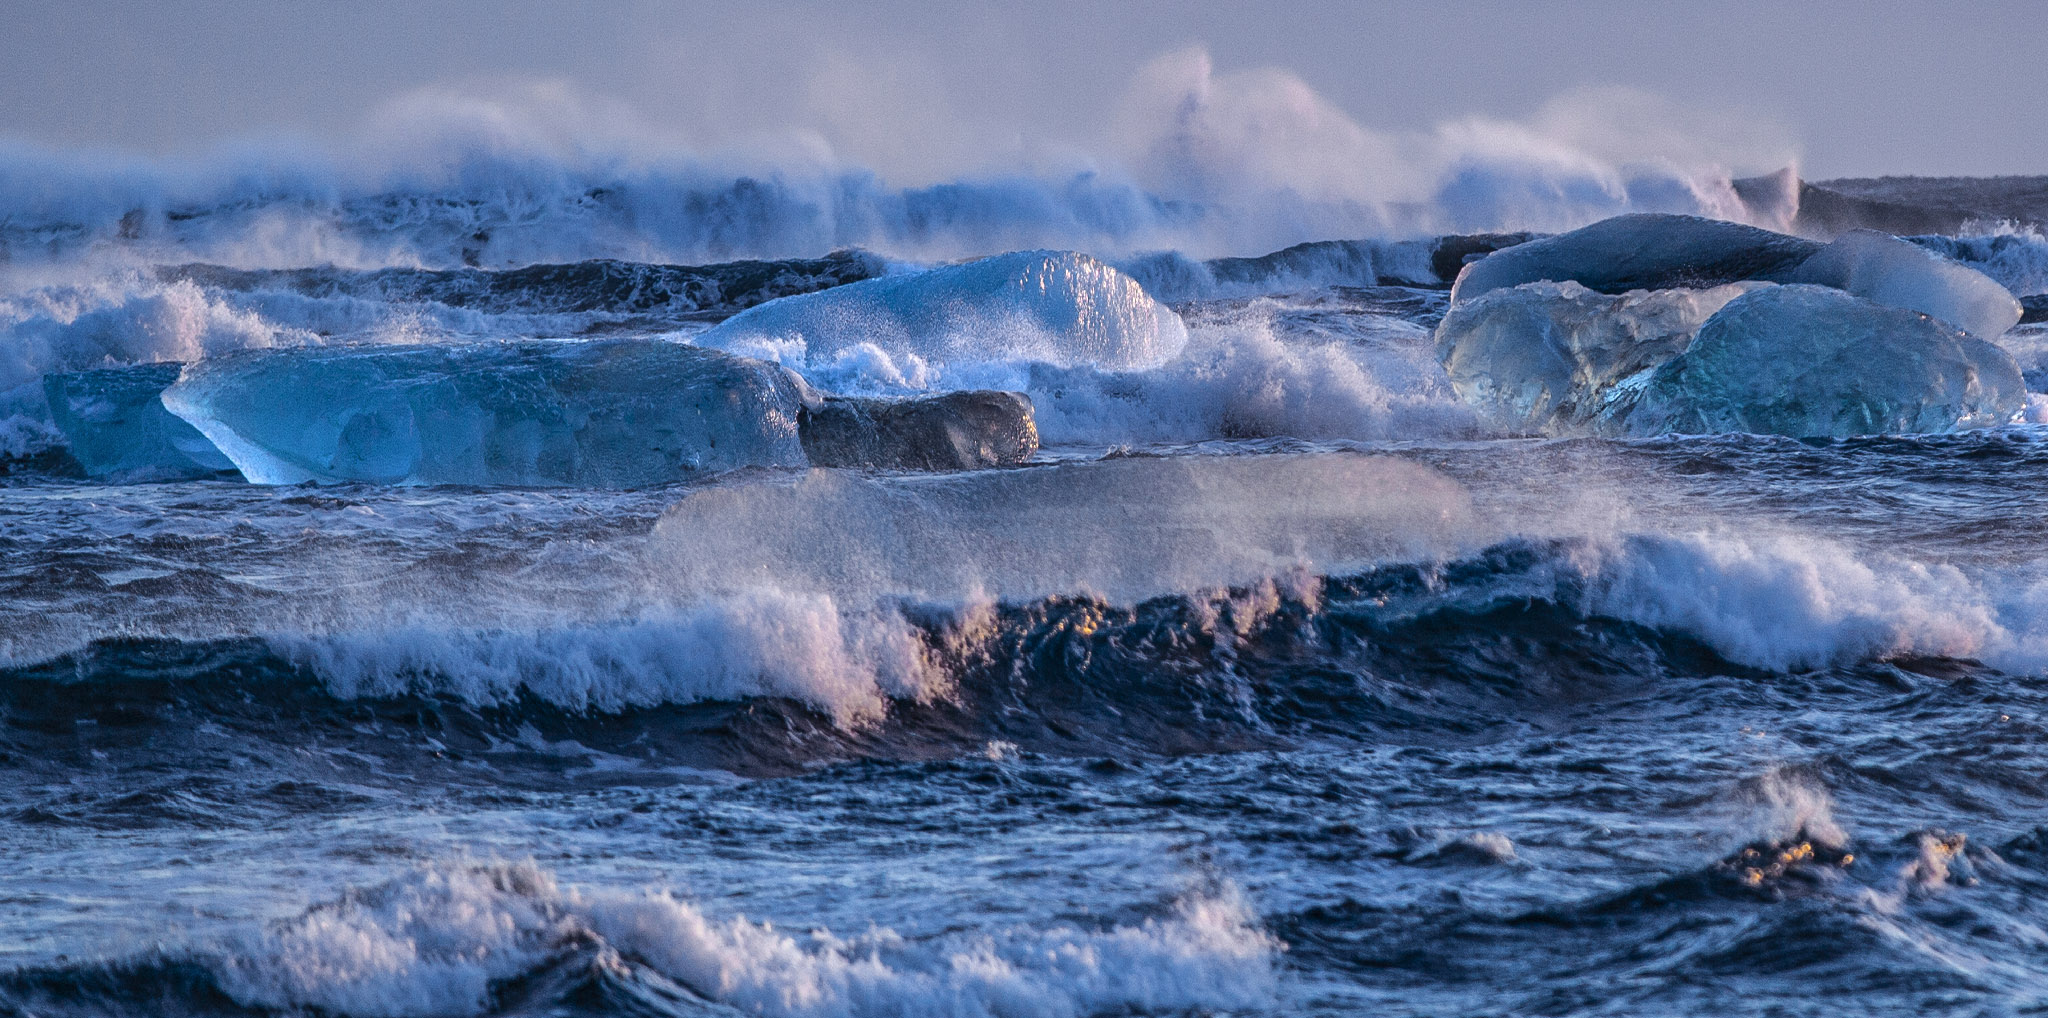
214;860;1280;1018
224;496;2048;709
0;275;314;414
1566;529;2033;672
0;411;60;457
1030;301;1478;443
1730;768;1849;849
719;284;1481;446
1914;229;2048;297
270;592;942;727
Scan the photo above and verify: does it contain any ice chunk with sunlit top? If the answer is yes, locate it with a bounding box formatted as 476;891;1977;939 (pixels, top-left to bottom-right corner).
1448;214;1820;305
1434;279;1761;434
1611;284;2025;438
698;249;1189;387
1789;229;2022;338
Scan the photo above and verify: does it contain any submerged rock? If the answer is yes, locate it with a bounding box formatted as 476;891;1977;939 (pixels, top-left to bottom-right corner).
43;363;239;480
1428;232;1541;287
1448;214;1820;306
1435;280;1760;434
1788;229;2022;338
2020;294;2048;325
1612;285;2025;438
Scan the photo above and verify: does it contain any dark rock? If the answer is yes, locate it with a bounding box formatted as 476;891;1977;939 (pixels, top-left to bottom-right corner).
158;249;886;319
800;391;1038;471
1803;175;2048;235
1428;233;1538;287
1734;170;2048;238
1793;181;1971;237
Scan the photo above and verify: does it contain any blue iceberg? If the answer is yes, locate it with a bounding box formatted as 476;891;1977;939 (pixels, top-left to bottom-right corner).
1613;285;2025;438
43;363;239;480
162;340;813;486
1434;280;1760;434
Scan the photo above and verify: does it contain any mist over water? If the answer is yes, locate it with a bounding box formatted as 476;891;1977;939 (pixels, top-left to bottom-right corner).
0;47;1803;275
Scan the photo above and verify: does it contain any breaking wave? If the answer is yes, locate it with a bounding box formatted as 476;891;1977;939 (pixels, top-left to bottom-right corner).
6;524;2046;778
0;860;1278;1018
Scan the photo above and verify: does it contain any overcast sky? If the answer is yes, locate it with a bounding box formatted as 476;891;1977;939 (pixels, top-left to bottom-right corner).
1;0;2035;181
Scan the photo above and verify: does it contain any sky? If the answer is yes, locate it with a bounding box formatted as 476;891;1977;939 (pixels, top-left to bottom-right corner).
0;0;2037;182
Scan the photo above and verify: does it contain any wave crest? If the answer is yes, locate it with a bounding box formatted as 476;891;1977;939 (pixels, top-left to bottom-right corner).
273;591;944;728
210;860;1279;1018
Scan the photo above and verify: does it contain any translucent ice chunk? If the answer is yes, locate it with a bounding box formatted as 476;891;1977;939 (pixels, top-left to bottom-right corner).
1611;285;2026;438
43;363;238;479
1789;229;2023;338
1434;279;1762;434
159;340;1040;486
698;249;1189;389
163;340;814;486
1449;214;1820;306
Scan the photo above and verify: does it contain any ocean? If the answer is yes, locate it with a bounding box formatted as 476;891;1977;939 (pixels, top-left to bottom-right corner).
4;154;2048;1017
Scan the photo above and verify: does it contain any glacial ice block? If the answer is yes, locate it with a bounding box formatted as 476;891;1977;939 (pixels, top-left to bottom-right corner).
1789;229;2023;339
698;250;1189;384
163;340;814;486
1449;214;1820;306
1611;285;2026;438
43;363;238;479
1434;280;1761;434
157;341;1041;486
